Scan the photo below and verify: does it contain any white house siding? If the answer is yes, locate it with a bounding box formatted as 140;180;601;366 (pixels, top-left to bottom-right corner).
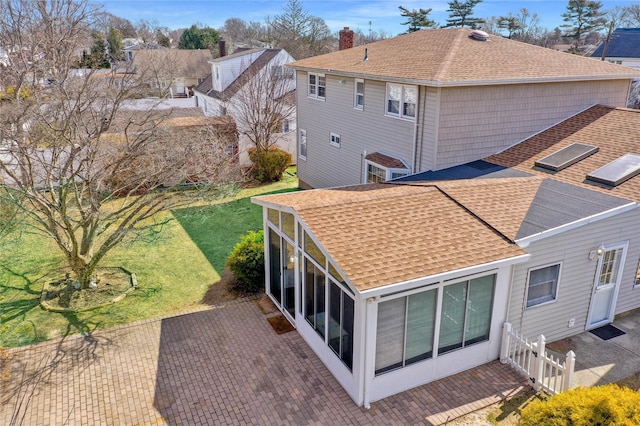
430;80;630;171
508;207;640;343
296;73;415;189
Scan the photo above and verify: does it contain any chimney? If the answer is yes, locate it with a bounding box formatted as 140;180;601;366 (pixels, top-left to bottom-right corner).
218;40;227;57
339;27;354;50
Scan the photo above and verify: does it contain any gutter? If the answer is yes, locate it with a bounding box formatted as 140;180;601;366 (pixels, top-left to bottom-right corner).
358;253;531;299
286;66;640;88
516;202;639;248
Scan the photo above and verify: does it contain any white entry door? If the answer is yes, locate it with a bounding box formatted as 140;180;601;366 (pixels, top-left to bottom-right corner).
587;243;628;329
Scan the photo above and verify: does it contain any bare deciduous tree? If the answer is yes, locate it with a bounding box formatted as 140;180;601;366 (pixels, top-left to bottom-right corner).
231;56;296;154
0;0;240;289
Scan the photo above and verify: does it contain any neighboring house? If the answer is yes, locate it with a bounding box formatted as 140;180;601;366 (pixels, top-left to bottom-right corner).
252;104;640;406
131;49;212;98
591;28;640;68
194;47;297;165
288;28;639;189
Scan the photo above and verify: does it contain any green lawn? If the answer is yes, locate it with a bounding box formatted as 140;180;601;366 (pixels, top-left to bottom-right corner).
0;170;298;347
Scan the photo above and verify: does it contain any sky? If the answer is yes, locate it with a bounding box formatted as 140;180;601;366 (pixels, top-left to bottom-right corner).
95;0;639;37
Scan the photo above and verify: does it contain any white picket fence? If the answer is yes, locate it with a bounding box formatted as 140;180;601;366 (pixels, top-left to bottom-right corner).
500;322;575;395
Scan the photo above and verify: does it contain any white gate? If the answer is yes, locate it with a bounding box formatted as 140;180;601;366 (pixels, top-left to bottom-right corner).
500;322;575;395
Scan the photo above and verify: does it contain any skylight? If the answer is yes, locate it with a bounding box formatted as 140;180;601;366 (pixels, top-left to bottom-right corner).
534;143;599;172
586;153;640;187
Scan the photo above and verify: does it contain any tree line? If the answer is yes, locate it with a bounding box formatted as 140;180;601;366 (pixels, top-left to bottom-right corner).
399;0;640;52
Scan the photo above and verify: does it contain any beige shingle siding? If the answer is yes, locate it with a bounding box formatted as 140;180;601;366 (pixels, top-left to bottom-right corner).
290;29;640;86
487;105;640;202
426;80;630;171
256;184;526;291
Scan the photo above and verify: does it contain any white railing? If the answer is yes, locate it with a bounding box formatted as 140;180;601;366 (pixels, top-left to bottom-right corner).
500;322;575;395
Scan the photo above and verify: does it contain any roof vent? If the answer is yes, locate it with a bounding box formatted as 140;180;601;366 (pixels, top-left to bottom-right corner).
470;30;489;41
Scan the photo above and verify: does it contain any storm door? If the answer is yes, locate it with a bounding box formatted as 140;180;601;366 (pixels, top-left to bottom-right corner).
587;243;627;329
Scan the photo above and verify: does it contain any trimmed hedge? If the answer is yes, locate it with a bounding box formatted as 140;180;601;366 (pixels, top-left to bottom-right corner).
226;230;265;293
520;384;640;426
248;147;292;183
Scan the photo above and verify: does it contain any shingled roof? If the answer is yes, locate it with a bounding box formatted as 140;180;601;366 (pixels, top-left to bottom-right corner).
289;28;640;86
592;28;640;60
486;105;640;203
254;184;526;291
196;49;281;100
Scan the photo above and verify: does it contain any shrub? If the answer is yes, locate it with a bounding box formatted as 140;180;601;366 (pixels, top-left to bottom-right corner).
248;147;292;183
520;384;640;426
226;230;265;293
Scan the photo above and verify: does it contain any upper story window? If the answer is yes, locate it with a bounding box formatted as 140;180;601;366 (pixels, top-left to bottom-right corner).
354;79;364;110
308;73;326;100
299;129;307;160
386;83;417;119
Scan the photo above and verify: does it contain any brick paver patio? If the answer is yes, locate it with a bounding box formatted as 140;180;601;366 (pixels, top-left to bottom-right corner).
1;298;527;425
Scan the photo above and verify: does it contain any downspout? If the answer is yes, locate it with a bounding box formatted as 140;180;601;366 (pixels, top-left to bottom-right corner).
411;88;421;172
361;149;367;184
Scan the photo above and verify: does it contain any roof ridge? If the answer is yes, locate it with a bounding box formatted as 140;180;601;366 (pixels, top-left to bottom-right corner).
433;28;465;81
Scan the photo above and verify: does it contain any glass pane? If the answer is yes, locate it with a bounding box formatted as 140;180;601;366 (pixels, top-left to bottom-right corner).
387;99;399;115
465;275;495;346
297;223;302;248
314;267;326;338
267;208;279;227
304;232;326;266
599;249;621;287
283;242;296;317
403;101;415;118
438;282;467;354
268;229;282;304
375;297;406;374
329;263;347;286
405;289;436;365
367;164;386;183
388;84;401;101
329;281;341;355
356;81;364;94
304;258;314;325
527;264;559;306
342;295;354;370
281;212;295;240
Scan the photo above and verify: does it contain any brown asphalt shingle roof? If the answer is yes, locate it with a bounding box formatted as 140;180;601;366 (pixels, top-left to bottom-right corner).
486;105;640;202
289;28;640;86
255;184;526;291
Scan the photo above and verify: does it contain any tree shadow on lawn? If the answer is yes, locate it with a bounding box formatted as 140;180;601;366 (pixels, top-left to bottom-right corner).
171;187;298;274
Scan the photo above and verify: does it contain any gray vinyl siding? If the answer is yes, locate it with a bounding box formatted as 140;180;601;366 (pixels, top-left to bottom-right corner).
507;207;640;343
296;72;414;189
432;80;630;171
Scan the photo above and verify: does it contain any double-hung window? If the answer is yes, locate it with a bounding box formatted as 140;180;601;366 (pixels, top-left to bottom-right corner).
299;129;307;160
386;83;417;119
354;79;364;110
526;263;561;307
308;73;325;100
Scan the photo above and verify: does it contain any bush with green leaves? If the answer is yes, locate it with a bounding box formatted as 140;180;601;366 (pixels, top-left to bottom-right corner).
248;147;292;183
520;384;640;426
226;230;265;293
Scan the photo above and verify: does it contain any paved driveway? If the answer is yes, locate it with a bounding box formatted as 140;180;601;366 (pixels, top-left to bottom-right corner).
1;298;527;425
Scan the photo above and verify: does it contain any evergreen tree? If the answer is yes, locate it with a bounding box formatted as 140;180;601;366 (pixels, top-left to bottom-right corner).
399;6;436;33
444;0;484;29
561;0;605;50
156;29;171;48
78;33;110;69
178;24;220;50
497;15;524;39
107;27;123;61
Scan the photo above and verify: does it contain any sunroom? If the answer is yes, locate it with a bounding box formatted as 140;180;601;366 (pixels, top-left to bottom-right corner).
252;183;529;406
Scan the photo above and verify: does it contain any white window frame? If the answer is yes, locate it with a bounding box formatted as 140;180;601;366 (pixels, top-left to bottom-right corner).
354;78;364;110
365;160;410;183
385;83;417;120
299;129;307;160
308;73;325;100
634;257;640;289
330;132;341;148
525;262;562;308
